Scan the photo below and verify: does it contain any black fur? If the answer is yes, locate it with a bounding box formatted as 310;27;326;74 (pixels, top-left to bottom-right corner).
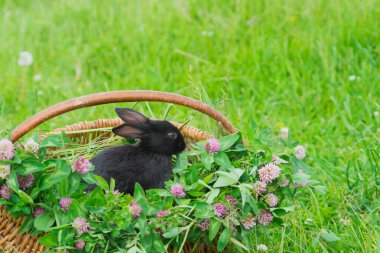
87;108;186;194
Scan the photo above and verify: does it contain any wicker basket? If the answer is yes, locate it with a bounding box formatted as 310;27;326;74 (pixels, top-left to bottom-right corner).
0;90;237;253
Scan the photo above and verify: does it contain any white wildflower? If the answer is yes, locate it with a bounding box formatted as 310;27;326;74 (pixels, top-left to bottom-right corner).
18;51;33;66
348;75;360;81
340;217;351;226
294;145;306;159
0;165;10;179
24;138;39;155
279;127;289;139
257;244;268;252
33;74;42;82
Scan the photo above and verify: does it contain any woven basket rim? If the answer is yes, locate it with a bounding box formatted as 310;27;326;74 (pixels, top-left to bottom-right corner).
42;118;214;142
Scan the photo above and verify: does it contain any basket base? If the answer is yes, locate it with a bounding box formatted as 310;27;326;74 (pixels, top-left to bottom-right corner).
0;206;45;252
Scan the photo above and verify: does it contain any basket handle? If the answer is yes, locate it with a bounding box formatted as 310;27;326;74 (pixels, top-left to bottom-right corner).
11;90;237;142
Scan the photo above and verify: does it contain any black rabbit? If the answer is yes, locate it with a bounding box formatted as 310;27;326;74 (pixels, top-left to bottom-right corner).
87;108;186;194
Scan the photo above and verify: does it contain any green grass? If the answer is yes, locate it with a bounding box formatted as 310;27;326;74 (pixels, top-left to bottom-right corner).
1;0;379;251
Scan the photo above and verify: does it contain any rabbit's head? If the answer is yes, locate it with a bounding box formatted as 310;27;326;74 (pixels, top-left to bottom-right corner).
112;108;186;155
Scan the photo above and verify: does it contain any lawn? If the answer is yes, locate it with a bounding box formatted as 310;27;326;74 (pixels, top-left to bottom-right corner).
1;0;379;252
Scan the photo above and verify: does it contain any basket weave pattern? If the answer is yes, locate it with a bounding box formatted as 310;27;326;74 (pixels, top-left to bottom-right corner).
45;118;212;144
0;207;45;252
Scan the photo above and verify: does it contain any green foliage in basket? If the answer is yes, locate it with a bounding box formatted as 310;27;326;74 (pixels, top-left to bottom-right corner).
0;130;324;252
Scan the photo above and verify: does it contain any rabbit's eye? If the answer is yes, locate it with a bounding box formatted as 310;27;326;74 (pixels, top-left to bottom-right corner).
167;132;177;139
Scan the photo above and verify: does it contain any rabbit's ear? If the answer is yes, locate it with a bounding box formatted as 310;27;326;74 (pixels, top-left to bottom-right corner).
115;108;149;124
112;124;144;138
